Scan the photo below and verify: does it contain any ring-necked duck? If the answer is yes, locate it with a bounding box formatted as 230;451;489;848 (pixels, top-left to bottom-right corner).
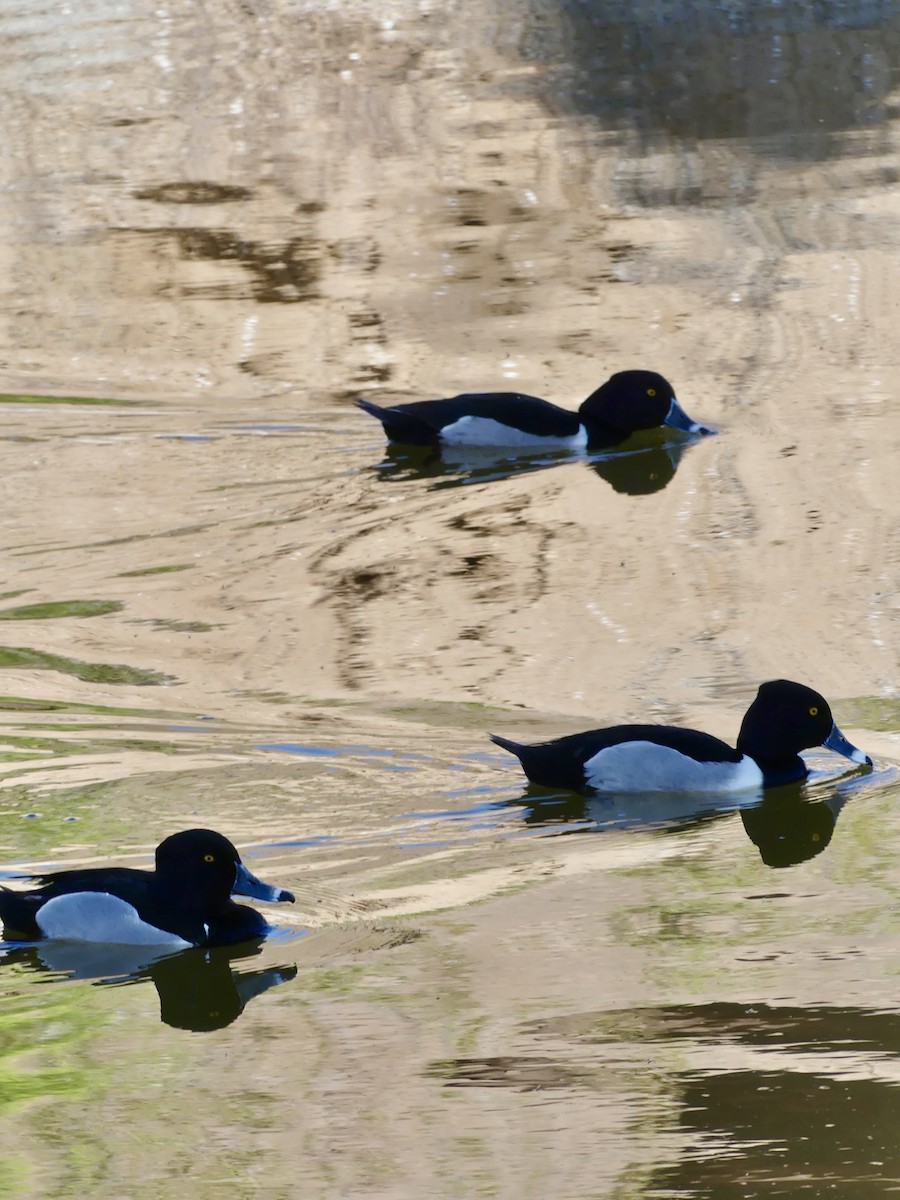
356;369;712;449
490;680;872;793
0;829;295;947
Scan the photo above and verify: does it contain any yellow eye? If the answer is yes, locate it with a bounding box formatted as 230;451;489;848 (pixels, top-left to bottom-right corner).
809;706;818;716
203;854;215;863
646;388;656;397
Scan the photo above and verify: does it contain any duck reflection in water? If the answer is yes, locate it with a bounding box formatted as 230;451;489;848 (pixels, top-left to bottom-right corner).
0;938;297;1032
370;434;697;495
512;770;873;868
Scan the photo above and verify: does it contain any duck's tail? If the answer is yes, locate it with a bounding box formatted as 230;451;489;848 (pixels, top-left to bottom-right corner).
489;733;527;761
490;733;586;791
354;397;391;423
354;398;438;446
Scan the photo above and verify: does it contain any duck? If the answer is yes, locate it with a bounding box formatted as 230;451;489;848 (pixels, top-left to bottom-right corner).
0;828;295;948
490;680;872;794
355;369;712;449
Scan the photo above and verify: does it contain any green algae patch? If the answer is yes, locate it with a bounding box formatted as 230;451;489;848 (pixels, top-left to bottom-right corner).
133;617;216;632
117;564;194;578
0;647;175;687
0;733;89;761
0;695;182;717
841;696;900;733
0;600;124;621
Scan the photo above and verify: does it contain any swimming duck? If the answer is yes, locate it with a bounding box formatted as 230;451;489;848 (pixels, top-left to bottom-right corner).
490;680;871;793
356;369;712;449
0;828;295;947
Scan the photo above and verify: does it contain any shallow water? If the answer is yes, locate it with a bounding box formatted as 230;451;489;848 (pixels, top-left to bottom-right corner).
1;1;900;1196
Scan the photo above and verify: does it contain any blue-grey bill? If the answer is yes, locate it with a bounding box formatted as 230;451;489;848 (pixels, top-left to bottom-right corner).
232;861;295;904
664;396;714;436
823;722;872;766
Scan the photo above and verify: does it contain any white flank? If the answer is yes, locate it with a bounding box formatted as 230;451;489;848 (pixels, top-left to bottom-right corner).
36;892;192;946
439;415;588;448
583;741;765;794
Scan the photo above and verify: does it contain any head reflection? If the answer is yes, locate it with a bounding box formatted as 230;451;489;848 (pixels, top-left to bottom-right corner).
740;785;843;867
0;939;296;1031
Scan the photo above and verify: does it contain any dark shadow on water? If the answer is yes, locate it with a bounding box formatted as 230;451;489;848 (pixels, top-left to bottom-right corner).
0;938;297;1031
517;1000;900;1198
534;0;900;163
369;432;701;494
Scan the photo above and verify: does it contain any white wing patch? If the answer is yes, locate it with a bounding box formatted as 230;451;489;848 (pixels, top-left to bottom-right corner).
36;892;192;946
439;415;588;448
583;741;765;794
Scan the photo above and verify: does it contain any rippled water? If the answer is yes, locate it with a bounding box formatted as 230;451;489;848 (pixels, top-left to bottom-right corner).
2;1;900;1196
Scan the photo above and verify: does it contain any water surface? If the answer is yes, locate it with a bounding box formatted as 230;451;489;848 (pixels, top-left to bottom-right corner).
1;1;899;1196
